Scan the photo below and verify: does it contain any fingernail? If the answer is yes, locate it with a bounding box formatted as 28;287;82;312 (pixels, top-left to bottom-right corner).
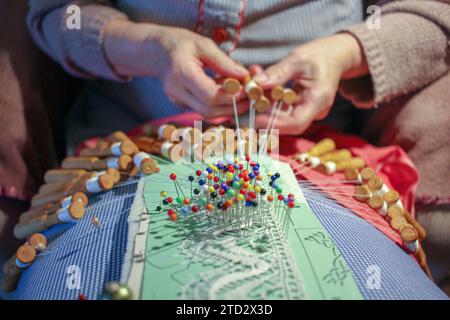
253;73;269;84
236;65;250;75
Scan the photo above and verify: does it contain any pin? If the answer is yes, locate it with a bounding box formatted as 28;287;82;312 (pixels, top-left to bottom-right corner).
92;216;100;228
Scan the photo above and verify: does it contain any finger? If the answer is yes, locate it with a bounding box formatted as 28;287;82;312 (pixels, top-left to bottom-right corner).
199;41;249;80
249;64;264;76
252;56;298;88
171;86;238;118
180;61;223;102
205;97;250;119
264;101;318;135
254;113;272;129
339;79;374;109
181;61;248;106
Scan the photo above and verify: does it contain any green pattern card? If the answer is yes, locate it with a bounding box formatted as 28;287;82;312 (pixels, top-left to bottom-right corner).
130;158;362;300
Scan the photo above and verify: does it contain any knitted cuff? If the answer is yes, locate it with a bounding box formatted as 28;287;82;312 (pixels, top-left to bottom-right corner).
63;4;129;81
343;12;448;105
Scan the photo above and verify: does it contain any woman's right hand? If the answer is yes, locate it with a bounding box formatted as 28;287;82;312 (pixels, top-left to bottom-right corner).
104;19;249;118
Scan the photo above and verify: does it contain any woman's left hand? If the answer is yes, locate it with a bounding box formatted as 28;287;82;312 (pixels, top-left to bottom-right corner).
254;33;368;135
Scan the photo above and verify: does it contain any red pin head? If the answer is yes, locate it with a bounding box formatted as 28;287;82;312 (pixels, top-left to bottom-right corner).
170;173;177;180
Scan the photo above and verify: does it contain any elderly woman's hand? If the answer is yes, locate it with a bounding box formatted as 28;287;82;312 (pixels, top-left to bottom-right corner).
254;33;368;135
104;19;249;118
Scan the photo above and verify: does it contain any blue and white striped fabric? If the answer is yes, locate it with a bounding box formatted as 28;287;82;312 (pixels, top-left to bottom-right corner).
1;181;138;300
304;189;448;300
3;179;447;299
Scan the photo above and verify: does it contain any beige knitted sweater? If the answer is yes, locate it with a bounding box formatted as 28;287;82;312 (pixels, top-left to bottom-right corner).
1;0;449;205
341;0;450;203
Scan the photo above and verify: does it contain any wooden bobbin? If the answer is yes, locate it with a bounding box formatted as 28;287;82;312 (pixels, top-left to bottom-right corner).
142;123;177;140
62;157;100;170
63;191;89;207
27;233;48;250
271;86;284;101
243;76;263;101
31;173;92;207
360;167;375;182
384;190;400;206
335;157;366;172
19;203;57;224
402;209;427;241
222;78;241;95
44;169;87;184
255;96;271;113
344;168;361;182
20;191;89;224
83;173;114;194
1;245;37;292
390;215;409;231
414;247;433;279
387;204;405;222
368;176;384;191
320;149;352;163
14;203;86;240
282;88;297;105
401;225;419;253
315;162;334;175
308;139;336;157
92;155;133;171
80;140;137;157
105;168;121;184
354;185;371;202
133;152;158;174
109;130;130;142
159;141;185;162
368;195;388;216
368;195;384;210
131;136;158;154
39;179;71;195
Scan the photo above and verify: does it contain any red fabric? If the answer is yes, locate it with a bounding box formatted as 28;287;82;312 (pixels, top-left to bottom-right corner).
78;112;419;250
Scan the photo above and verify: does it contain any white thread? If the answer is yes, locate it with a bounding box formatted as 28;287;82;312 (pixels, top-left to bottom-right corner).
60;196;73;208
106;157;120;169
85;176;103;193
296;153;309;163
378;201;388;217
325;161;337;174
133;152;151;169
15;259;30;269
309;157;321;168
161;142;173;159
405;239;419;253
355;174;363;184
158;124;168;139
110;142;122;156
57;207;75;223
244;80;258;94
